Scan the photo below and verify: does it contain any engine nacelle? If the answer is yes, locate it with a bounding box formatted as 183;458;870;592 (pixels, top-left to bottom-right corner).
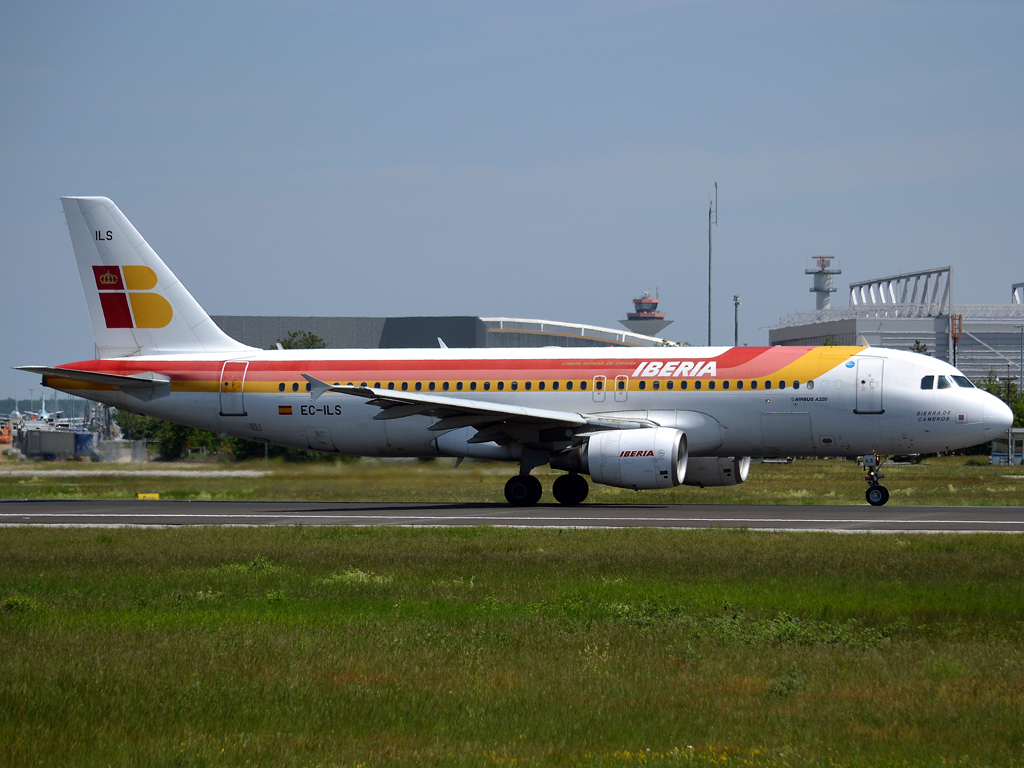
682;456;751;487
581;427;688;490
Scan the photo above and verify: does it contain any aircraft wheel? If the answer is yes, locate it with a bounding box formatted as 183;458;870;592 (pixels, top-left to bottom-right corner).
552;473;589;506
505;475;543;507
866;485;890;506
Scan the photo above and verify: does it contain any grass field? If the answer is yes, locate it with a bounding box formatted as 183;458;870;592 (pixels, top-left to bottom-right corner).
2;526;1024;766
2;455;1022;506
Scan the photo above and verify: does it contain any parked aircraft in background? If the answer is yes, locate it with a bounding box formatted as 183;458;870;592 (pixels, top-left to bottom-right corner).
18;198;1014;506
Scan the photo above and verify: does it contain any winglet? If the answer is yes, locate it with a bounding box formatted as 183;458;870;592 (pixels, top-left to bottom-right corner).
859;335;871;347
437;337;448;349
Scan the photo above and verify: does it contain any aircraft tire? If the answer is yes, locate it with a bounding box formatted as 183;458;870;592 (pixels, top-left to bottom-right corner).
866;485;890;506
552;474;589;506
505;475;543;506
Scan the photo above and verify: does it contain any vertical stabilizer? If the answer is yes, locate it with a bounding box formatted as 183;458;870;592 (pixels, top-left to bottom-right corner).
61;197;255;358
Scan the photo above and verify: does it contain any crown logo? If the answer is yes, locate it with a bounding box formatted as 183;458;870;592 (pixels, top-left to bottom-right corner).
98;270;118;286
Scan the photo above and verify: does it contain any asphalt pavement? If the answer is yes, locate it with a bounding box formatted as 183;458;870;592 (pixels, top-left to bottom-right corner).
2;499;1023;532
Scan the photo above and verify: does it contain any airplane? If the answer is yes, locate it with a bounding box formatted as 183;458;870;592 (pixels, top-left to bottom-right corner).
17;197;1014;506
4;395;60;422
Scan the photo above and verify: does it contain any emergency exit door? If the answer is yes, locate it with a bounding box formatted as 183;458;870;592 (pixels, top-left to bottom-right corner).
854;357;884;414
219;360;249;416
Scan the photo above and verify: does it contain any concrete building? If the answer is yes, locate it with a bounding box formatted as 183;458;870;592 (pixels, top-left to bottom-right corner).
769;267;1024;381
211;315;667;350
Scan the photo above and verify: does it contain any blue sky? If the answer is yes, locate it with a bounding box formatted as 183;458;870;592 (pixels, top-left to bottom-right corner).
2;1;1022;399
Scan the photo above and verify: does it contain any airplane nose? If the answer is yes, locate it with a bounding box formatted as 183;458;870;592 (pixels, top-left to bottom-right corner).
983;396;1014;438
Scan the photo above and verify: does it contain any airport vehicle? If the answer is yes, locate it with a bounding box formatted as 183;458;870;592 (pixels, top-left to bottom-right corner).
18;197;1014;506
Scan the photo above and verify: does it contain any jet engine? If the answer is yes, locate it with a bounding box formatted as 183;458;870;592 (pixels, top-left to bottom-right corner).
682;456;751;487
552;427;687;490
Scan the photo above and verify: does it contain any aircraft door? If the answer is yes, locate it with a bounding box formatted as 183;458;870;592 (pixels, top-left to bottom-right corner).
854;357;884;414
219;360;249;416
761;412;814;455
614;375;629;403
593;375;606;402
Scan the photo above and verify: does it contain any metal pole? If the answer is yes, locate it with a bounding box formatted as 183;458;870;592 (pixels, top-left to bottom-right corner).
733;295;740;347
708;200;712;346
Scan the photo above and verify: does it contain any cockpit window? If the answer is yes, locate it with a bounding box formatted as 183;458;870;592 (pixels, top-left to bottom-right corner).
951;375;974;388
937;375;952;389
920;376;934;390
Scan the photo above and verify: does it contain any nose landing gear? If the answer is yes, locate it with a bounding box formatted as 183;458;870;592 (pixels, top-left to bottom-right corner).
863;454;890;506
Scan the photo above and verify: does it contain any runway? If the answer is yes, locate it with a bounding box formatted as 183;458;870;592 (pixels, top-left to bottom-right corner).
2;499;1024;532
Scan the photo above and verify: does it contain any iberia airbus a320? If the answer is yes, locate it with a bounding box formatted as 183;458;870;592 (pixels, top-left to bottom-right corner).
19;197;1014;506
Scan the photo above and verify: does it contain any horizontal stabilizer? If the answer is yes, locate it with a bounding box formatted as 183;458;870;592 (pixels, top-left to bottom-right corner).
17;366;172;401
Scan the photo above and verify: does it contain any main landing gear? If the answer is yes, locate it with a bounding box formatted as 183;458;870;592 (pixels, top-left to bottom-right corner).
863;454;890;506
504;475;542;506
552;473;589;506
503;473;591;506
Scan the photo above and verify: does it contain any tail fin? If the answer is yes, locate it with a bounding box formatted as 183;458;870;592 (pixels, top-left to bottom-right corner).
61;197;255;358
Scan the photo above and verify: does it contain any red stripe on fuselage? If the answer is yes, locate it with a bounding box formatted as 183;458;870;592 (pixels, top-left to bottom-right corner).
53;347;820;383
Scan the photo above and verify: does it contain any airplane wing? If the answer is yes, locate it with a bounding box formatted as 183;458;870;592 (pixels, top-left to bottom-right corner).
301;374;654;443
16;366;172;401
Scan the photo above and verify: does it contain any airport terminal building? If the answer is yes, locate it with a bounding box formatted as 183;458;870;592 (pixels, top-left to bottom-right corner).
211;315;666;350
769;267;1024;381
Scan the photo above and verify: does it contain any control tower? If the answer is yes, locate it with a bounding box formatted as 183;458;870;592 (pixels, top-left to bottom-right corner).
619;290;673;336
806;256;841;310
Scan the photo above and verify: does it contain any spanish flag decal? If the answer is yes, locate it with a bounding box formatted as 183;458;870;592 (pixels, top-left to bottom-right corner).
278;405;293;415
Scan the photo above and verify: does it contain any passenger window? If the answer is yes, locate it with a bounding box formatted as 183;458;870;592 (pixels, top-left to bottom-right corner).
736;380;744;390
778;381;786;389
566;381;573;390
470;382;477;391
511;382;518;391
415;382;422;391
666;381;673;390
551;381;559;390
292;383;299;392
278;383;285;392
694;381;702;390
722;381;729;390
388;382;395;390
708;381;715;390
374;382;381;389
443;382;449;391
525;382;532;390
793;381;800;390
764;381;772;390
497;382;504;391
806;380;814;390
937;376;951;389
305;383;311;392
483;382;490;391
680;381;688;390
538;381;546;391
596;380;603;391
920;376;934;390
750;381;757;390
456;382;463;391
428;382;435;391
580;381;587;391
617;380;625;390
639;381;646;390
652;380;659;390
